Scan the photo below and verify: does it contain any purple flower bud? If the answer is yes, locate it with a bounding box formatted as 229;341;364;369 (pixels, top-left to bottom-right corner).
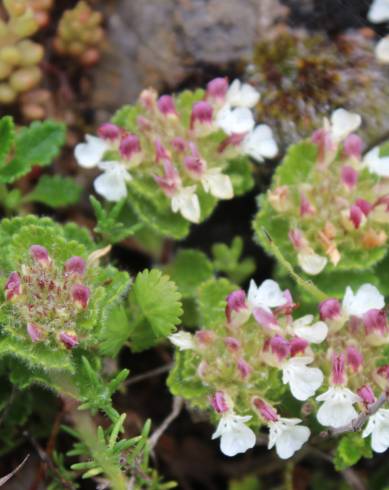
237;358;252;379
195;330;215;345
184;155;206;178
224;336;241;352
30;245;51;266
331;353;345;385
341;165;358;189
377;365;389;380
137;116;151;131
98;123;120;141
312;128;333;151
64;256;86;276
27;322;43;342
290;337;308;357
349;204;364;229
225;290;248;326
357;384;376;406
344;134;363;159
71;284;90;309
119;134;141;161
206;77;228;101
157;95;177;116
190;101;213;129
155;139;170;163
218;133;246;153
288;228;305;251
363;309;388;336
300;193;315;216
59;331;79;349
319;298;341;321
154;159;181;197
355;198;372;216
269;335;290;361
5;271;22;300
210;391;229;414
346;346;363;372
171;137;187;153
253;398;279;422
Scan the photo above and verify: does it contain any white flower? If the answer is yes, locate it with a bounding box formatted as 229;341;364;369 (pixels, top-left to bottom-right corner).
297;252;327;275
268;418;310;459
168;331;195;351
93;162;132;202
212;413;256;457
368;0;389;23
376;36;389;63
242;125;278;162
282;356;324;401
292;315;328;344
364;146;389;177
171;186;201;223
226;79;260;108
247;279;286;312
362;409;389;453
316;387;361;428
201;168;233;199
216;106;255;135
342;284;385;318
74;135;109;169
330;109;362;142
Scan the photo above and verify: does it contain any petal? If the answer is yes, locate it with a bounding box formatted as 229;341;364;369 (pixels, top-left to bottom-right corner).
364;147;389;177
275;425;310;459
168;331;195;351
243;125;278;162
298;253;327;275
344;284;385;317
293;321;328;344
75;135;109;168
368;0;389;22
227;79;260;108
203;171;234;200
317;400;358;428
255;279;287;309
217;107;255;135
283;363;324;401
94;168;129;202
331;109;362;141
219;424;256;457
173;187;201;223
376;36;389;63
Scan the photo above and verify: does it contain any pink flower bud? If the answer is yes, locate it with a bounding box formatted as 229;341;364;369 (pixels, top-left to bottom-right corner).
355;198;372;216
375;195;389;212
171;137;187;153
5;271;22;300
275;289;297;316
363;309;388;336
157;95;177;116
190;101;213;129
344;134;363;159
331;353;345;385
59;331;79;349
27;322;43;342
155;139;170;163
64;256;86;276
71;284;90;309
206;77;228;101
139;89;157;109
184;155;206;178
30;245;51;266
225;290;249;326
253;307;279;330
218;133;246;153
319;298;341;321
210;391;229;414
237;358;252;379
290;337;309;357
377;365;389;380
98;123;120;141
269;335;290;361
357;384;376;406
224;336;241;352
137;116;151;131
346;346;363;372
349;205;364;229
119;134;141;161
300;193;315;216
253;398;279;422
311;128;334;161
154;159;181;197
195;330;215;345
288;228;305;251
341;165;358;189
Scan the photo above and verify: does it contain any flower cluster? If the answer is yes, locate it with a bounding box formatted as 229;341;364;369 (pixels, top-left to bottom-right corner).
263;108;389;275
4;244;91;350
169;279;389;459
74;78;277;224
53;1;104;66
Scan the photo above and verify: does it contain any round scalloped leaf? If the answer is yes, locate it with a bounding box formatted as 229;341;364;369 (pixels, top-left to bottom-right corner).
275;140;317;186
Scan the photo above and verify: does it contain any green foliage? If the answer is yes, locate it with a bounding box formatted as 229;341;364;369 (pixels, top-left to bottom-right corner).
275;141;317;186
112;104;141;132
229;475;262;490
212;236;256;284
24;174;82;208
128;269;183;352
225;156;255;196
0;116;14;166
334;433;372;471
197;277;237;330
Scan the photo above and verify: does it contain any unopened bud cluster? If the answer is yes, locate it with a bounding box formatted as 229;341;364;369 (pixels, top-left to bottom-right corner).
169;279;389;459
0;0;44;104
264;108;389;275
53;1;104;66
4;244;91;350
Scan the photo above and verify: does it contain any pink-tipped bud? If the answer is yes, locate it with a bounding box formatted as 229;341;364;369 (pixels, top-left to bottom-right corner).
300;193;315;217
225;290;249;327
139;88;157;109
27;322;43;343
319;298;341;321
363;309;388;336
154;159;181;197
269;335;290;361
171;137;187;153
30;245;51;266
155;139;170;163
206;77;228;101
375;195;389;213
290;337;309;357
276;289;298;316
218;133;246;153
190;101;213;129
341;165;358;189
253;398;279;422
355;198;372;216
349;204;364;229
64;256;86;276
59;331;79;350
377;365;389;380
71;284;90;309
98;123;120;141
195;330;215;345
237;358;252;379
5;272;22;300
331;353;345;385
119;134;141;161
210;391;229;414
184;155;206;178
253;307;279;331
346;346;363;372
357;384;376;406
137;116;151;131
224;336;241;352
288;228;305;251
311;128;334;161
157;95;177;116
344;134;363;159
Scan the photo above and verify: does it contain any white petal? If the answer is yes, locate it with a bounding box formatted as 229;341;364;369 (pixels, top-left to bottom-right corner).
93;165;130;202
203;170;233;199
219;423;256;457
171;187;201;223
216;106;255;135
364;147;389;177
342;284;385;318
330;109;362;142
376;36;389;63
254;279;286;309
168;331;195;351
242;125;278;162
316;387;361;428
298;253;327;275
227;79;260;108
368;0;389;22
275;424;310;459
293;321;328;344
363;410;389;453
75;135;109;168
283;358;323;401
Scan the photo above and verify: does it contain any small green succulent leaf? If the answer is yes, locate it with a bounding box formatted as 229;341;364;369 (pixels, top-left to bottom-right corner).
24;174;82;208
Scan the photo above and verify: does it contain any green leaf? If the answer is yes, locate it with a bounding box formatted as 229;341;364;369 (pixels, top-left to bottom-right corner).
0;120;66;184
197;277;237;330
164;249;213;298
334;433;372;471
128;269;183;352
0;116;14;166
111;105;141;132
276;140;317;186
99;305;131;357
175;89;205;128
24;174;82;208
225;156;255;196
212;236;256;284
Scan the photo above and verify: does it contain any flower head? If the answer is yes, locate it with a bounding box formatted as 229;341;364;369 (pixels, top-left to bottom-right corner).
268;418;310;459
241;125;278;162
363;409;389;453
291;315;328;344
316;387;360;428
342;284;385;318
226;80;260;108
212;412;256;457
282;356;324;401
